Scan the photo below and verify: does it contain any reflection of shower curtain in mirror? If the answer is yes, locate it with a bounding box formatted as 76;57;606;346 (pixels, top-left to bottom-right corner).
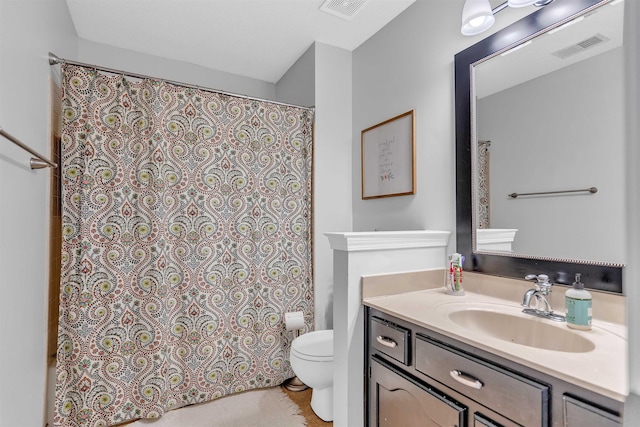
54;64;314;427
477;140;491;229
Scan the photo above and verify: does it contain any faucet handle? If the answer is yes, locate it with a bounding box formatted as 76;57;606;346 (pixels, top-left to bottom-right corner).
525;274;552;293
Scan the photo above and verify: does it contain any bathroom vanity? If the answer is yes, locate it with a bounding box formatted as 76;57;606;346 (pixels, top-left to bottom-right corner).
362;271;626;427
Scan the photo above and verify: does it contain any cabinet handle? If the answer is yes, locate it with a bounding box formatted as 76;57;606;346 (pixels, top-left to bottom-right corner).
450;370;483;389
376;335;398;348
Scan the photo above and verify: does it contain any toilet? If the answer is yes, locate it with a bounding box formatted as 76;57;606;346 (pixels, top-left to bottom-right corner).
289;329;334;422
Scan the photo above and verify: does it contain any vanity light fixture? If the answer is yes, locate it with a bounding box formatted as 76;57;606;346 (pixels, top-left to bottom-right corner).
461;0;555;36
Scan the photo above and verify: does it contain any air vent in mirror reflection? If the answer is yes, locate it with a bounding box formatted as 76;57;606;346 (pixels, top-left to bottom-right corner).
551;33;610;59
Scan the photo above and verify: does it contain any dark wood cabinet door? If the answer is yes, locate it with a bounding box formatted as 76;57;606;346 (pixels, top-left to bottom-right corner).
371;357;466;427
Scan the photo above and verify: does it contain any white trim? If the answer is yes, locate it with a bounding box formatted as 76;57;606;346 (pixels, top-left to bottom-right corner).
325;230;451;252
476;228;518;244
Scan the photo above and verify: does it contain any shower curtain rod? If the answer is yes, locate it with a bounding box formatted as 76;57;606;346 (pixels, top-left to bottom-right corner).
48;52;315;111
0;127;57;169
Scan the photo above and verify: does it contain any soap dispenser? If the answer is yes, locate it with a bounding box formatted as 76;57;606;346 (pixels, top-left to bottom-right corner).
565;273;592;330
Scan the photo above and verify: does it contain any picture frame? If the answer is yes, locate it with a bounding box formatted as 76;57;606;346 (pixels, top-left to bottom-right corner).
361;110;416;200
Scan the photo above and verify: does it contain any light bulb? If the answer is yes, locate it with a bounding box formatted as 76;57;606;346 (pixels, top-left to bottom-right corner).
469;16;487;27
461;0;495;36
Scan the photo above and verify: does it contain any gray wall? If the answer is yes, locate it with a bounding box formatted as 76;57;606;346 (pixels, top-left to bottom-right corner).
75;39;276;101
351;0;526;249
0;2;78;426
276;44;315;108
276;41;354;331
312;42;353;330
276;41;354;332
477;47;625;263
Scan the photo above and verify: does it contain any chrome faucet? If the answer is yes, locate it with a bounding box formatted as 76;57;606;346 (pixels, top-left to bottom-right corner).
521;274;565;322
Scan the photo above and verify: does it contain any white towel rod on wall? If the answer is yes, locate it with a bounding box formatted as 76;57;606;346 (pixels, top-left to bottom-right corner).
0;127;57;169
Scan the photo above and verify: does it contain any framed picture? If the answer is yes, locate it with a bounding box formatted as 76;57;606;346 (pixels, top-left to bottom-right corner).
361;110;416;199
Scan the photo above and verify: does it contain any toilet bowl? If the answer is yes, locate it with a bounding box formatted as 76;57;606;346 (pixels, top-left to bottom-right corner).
289;329;333;422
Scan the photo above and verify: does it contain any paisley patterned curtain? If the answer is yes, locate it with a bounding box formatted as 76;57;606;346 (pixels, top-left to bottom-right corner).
54;64;314;427
477;140;491;229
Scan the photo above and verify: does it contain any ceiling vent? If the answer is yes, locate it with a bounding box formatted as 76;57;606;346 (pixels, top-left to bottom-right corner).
551;33;610;59
319;0;368;21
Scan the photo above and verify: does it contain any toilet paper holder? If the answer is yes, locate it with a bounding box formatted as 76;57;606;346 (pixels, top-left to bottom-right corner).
284;310;309;392
285;311;305;331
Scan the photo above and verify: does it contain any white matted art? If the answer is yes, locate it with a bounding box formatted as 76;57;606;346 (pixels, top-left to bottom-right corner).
361;110;416;199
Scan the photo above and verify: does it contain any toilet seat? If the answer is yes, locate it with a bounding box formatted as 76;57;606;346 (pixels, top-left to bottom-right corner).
291;330;333;362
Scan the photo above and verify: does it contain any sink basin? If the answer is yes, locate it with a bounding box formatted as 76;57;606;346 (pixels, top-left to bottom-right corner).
445;307;595;353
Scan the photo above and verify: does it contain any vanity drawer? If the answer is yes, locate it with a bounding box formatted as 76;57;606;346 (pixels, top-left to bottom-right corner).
415;334;549;426
370;316;410;365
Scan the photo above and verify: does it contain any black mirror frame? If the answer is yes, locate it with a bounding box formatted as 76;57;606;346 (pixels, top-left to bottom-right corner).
455;0;623;293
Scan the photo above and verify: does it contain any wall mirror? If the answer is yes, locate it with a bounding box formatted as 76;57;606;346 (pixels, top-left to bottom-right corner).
455;0;624;293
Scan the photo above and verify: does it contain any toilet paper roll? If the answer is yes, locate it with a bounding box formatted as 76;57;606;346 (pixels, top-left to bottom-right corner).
285;311;305;330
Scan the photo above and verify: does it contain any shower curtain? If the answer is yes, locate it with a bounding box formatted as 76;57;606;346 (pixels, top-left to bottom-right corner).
54;64;314;427
477;140;491;229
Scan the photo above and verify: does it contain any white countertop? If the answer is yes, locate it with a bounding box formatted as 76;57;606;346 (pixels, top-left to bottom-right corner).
363;286;627;402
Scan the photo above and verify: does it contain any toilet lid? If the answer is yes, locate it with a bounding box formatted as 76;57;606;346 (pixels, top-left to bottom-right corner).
291;329;333;359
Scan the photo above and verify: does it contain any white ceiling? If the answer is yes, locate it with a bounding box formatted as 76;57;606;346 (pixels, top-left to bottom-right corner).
65;0;416;84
